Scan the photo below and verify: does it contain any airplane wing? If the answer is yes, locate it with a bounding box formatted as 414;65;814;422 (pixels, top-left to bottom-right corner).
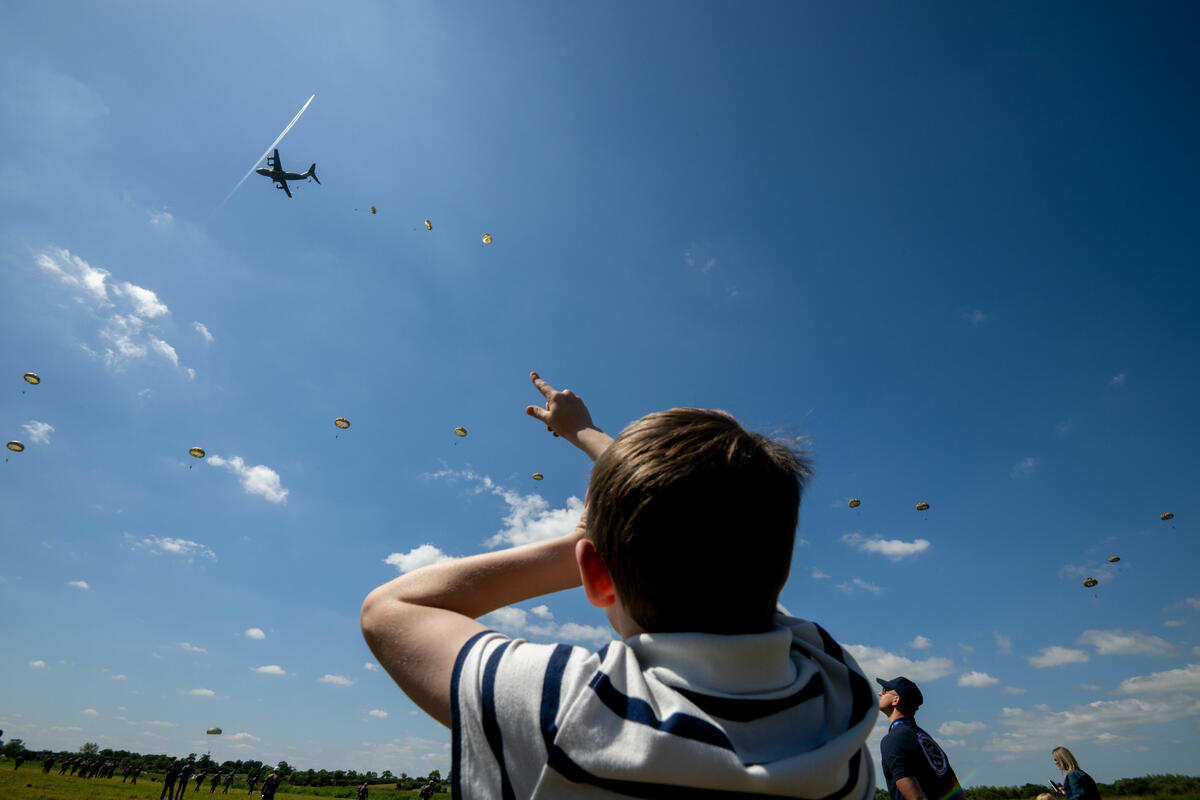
277;179;292;198
272;148;283;171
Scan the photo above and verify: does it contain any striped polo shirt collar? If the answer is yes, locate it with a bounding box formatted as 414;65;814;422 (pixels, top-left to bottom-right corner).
624;623;797;692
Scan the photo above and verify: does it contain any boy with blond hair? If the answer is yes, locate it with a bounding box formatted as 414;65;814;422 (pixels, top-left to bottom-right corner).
362;372;876;798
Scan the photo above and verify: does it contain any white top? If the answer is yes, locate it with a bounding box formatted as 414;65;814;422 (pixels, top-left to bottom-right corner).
451;612;877;799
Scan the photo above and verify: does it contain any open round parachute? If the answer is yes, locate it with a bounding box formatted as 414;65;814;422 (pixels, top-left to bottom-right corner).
424;219;433;231
206;728;222;735
1161;512;1174;521
334;418;350;430
532;473;544;481
454;426;468;437
847;498;861;509
1083;577;1098;588
6;441;24;453
189;447;206;459
481;233;493;245
915;502;930;512
1108;555;1120;563
370;206;377;215
23;372;40;385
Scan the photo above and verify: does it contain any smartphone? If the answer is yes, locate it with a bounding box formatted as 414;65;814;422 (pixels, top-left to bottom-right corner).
1048;780;1063;792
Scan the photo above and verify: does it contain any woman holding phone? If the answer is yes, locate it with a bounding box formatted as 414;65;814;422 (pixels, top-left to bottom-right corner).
1052;747;1102;800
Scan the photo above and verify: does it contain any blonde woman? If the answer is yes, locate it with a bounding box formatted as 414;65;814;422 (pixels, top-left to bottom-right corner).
1052;747;1101;800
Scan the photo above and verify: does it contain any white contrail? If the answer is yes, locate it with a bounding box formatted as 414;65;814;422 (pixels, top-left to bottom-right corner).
222;94;315;205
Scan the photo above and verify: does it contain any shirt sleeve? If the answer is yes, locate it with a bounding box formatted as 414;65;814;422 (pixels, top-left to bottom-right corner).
881;732;917;782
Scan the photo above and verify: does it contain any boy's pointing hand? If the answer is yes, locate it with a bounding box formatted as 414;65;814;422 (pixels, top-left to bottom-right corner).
525;371;613;461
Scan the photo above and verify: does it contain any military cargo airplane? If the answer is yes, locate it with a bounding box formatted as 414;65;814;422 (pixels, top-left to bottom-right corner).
255;148;319;197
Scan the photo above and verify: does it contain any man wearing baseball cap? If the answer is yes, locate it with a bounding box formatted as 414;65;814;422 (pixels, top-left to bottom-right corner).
877;677;966;800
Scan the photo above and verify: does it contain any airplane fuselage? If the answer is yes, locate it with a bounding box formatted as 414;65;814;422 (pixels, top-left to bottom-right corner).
255;168;309;182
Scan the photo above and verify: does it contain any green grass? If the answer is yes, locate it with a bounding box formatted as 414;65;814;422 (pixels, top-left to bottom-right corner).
0;766;447;800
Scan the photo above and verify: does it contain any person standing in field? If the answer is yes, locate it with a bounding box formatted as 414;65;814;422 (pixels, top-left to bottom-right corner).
223;772;234;793
877;676;966;800
161;759;182;800
259;769;280;800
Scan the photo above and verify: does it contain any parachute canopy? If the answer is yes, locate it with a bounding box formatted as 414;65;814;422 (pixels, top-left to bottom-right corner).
481;233;493;245
334;418;350;430
532;473;544;481
370;206;377;215
915;502;930;511
424;219;433;231
1161;512;1174;521
23;372;40;385
1083;577;1098;588
189;447;206;459
454;426;468;437
1108;555;1120;563
847;498;861;509
206;728;222;735
6;441;24;453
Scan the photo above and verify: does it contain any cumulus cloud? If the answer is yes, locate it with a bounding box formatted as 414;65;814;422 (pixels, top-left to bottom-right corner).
426;469;584;547
81;708;99;716
364;662;379;672
29;659;46;668
810;567;832;579
251;665;286;676
843;644;955;683
111;674;127;680
1078;629;1176;657
837;577;883;594
229;732;260;742
207;455;288;503
962;309;988;326
1111;373;1126;386
909;636;931;650
244;627;266;640
841;533;930;560
958;671;1000;687
179;642;207;653
1162;620;1185;628
149;337;179;367
1010;457;1039;479
1114;663;1200;694
319;674;354;687
23;420;54;444
938;721;986;737
68;580;90;590
481;604;614;647
126;533;216;562
530;604;553;619
149;210;174;226
36;246;111;303
193;322;214;343
114;282;169;318
983;696;1200;754
186;688;215;696
995;632;1012;655
1028;646;1089;668
556;622;618;647
385;543;455;574
1186;597;1200;610
368;709;388;718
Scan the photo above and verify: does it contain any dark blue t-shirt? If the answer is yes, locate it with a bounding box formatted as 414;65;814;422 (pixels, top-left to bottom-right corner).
880;719;964;800
1064;770;1101;800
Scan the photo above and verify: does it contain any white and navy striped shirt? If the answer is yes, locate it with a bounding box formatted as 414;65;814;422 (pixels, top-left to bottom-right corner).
451;613;877;799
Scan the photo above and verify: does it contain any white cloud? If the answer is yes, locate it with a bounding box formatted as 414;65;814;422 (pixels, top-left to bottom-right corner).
909;636;931;650
1010;457;1038;479
29;659;46;668
983;696;1200;754
251;665;286;676
810;567;831;579
530;604;554;619
426;469;584;547
1004;687;1027;695
1079;683;1101;691
193;321;214;343
485;607;529;630
36;247;111;303
1028;646;1089;668
114;282;169;318
1078;629;1176;657
149;210;174;226
555;622;617;647
1111;373;1126;385
995;632;1012;655
364;662;379;672
962;309;988;326
1114;663;1200;694
938;721;986;737
481;604;614;647
149;337;179;367
186;688;215;696
126;533;217;562
1185;597;1200;610
837;577;883;594
385;543;455;574
368;709;388;719
958;671;1000;687
23;420;54;444
67;580;90;590
229;732;260;742
841;532;930;560
319;674;354;687
244;627;266;640
179;642;207;653
111;674;127;680
81;708;99;716
842;644;955;683
1162;620;1185;628
207;455;289;503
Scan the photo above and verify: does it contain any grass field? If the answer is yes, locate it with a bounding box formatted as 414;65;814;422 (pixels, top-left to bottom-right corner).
0;765;447;800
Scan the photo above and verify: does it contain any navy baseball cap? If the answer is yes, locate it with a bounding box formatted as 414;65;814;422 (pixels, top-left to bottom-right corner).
877;676;924;708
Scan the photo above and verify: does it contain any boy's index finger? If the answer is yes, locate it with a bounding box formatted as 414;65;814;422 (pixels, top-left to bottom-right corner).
530;371;556;399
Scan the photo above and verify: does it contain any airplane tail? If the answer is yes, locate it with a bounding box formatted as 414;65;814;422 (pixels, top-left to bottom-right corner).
306;164;320;184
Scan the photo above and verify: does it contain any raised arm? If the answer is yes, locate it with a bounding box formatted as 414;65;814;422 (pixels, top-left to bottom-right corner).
525;371;613;461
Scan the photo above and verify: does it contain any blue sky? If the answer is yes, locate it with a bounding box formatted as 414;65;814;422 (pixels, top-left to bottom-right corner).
2;0;1198;786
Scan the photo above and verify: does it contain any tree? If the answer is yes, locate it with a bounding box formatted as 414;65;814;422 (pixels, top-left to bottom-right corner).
1;739;25;758
275;760;293;779
428;769;441;781
79;742;99;757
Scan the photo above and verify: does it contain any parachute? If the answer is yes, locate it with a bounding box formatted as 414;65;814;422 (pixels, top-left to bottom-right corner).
1161;512;1174;521
1108;556;1120;563
532;473;544;481
23;372;40;385
481;233;493;245
424;219;433;231
847;498;861;509
915;502;930;512
206;728;222;735
1083;577;1098;588
370;206;377;215
454;426;468;437
6;441;24;453
189;447;206;459
334;418;350;430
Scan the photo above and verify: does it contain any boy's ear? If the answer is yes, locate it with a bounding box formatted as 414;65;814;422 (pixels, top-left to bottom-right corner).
576;538;616;609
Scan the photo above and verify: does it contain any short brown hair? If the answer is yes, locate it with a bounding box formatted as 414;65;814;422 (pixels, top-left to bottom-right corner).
586;408;812;634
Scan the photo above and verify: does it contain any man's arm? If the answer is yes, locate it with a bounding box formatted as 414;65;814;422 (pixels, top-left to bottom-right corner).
895;777;929;800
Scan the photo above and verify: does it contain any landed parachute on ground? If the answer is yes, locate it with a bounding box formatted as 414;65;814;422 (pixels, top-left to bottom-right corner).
1083;577;1098;588
206;728;222;735
481;233;493;245
189;447;206;459
847;498;861;509
1161;512;1174;521
23;372;40;385
915;502;930;511
6;441;24;453
532;473;544;481
424;219;433;231
454;426;468;437
334;418;350;429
